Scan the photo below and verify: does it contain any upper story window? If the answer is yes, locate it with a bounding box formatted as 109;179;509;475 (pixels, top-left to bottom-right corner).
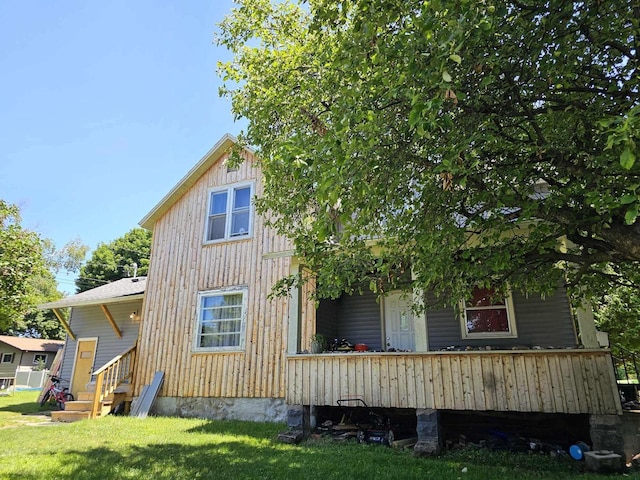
205;183;253;243
460;287;517;339
193;288;247;352
1;353;14;363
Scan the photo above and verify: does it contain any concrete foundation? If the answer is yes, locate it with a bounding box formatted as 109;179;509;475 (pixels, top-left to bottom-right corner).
589;414;625;459
584;450;624;473
150;396;287;423
414;408;441;456
622;411;640;463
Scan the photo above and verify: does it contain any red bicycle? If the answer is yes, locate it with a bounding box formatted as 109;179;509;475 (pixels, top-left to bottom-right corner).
40;375;74;409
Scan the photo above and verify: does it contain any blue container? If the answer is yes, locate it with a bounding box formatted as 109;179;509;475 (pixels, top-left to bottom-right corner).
569;442;590;461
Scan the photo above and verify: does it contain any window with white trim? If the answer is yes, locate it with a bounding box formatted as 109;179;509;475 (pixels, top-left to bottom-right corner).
33;354;47;365
205;183;253;242
1;353;14;363
461;287;517;338
194;288;247;351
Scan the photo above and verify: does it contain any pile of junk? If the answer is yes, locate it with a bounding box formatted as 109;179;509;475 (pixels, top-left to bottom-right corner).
312;398;418;448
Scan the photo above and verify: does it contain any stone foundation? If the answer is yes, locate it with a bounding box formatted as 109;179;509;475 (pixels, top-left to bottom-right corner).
150;396;287;423
589;414;625;459
414;408;441;456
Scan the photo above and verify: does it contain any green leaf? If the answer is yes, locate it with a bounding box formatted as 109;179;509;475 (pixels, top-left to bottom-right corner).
624;205;638;225
449;54;462;64
442;70;452;83
620;194;637;205
620;147;636;170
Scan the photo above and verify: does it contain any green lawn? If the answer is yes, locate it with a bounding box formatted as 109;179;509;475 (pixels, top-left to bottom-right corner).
0;391;626;479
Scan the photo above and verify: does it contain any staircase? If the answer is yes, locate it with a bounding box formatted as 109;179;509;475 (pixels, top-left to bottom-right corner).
611;343;640;406
51;386;131;422
51;344;136;423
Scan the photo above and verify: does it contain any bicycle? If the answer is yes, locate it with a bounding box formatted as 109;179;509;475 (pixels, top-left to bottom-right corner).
40;375;74;409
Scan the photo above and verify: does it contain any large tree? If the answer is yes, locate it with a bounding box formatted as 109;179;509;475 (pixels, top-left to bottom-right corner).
217;0;639;302
0;200;46;330
76;228;152;292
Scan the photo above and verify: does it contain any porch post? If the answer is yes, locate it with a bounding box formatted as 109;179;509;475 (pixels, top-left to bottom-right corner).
411;269;429;352
575;300;599;349
287;262;301;354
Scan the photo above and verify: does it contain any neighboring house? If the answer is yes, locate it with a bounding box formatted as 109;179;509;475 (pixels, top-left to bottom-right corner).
40;133;625;454
38;277;145;400
0;335;64;388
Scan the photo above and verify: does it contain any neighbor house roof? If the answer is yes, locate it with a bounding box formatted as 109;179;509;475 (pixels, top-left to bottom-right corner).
38;277;146;309
139;133;254;230
0;335;64;352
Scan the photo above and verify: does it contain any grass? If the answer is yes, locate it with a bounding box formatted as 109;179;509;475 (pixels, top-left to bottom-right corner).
0;391;631;479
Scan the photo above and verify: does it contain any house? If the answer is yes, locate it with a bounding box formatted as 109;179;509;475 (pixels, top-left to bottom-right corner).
133;133;623;453
0;335;64;388
38;277;144;420
39;133;625;455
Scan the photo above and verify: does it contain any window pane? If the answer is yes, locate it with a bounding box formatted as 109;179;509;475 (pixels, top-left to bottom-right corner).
197;292;244;349
203;296;225;308
230;211;249;236
467;287;505;307
210;192;228;215
466;309;509;333
234;187;251;209
207;216;226;240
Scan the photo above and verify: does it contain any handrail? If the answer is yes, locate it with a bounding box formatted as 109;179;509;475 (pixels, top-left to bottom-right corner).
610;343;640;384
92;344;137;376
90;344;137;418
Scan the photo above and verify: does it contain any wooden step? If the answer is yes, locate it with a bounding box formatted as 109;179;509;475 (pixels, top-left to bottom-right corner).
77;392;94;401
64;400;93;412
51;410;91;423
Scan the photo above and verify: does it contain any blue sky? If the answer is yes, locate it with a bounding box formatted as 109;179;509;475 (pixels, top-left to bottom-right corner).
0;1;241;292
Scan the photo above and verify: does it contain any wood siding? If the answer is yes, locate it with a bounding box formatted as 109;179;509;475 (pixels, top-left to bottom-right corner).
134;150;292;399
286;350;621;415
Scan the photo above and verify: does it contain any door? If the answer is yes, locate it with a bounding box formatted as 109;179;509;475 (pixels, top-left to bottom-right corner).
384;293;415;351
70;338;97;398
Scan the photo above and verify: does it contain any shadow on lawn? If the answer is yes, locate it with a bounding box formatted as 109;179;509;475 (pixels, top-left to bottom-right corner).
0;401;43;415
12;440;590;480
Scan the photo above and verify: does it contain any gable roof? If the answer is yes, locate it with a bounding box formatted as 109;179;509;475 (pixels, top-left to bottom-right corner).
140;133;254;230
38;277;146;309
0;335;64;353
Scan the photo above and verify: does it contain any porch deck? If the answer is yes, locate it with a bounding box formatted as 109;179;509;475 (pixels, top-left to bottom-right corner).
286;349;621;415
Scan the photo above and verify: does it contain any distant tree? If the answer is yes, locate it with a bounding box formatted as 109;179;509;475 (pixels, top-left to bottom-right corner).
0;200;45;330
217;0;639;303
594;286;640;353
9;270;66;339
76;228;152;292
43;237;89;275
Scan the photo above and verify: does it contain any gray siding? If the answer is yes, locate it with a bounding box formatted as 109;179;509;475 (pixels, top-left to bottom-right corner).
59;300;142;386
427;286;577;351
0;345;20;378
317;291;383;351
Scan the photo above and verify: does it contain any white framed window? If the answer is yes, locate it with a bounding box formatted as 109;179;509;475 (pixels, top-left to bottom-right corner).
205;182;253;243
1;353;14;363
193;287;248;352
460;287;517;339
33;354;47;365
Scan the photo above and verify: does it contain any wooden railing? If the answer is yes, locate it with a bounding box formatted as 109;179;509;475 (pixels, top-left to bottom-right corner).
287;349;622;415
90;344;137;418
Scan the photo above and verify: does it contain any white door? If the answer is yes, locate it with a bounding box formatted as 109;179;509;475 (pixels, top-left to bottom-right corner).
384;293;415;351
